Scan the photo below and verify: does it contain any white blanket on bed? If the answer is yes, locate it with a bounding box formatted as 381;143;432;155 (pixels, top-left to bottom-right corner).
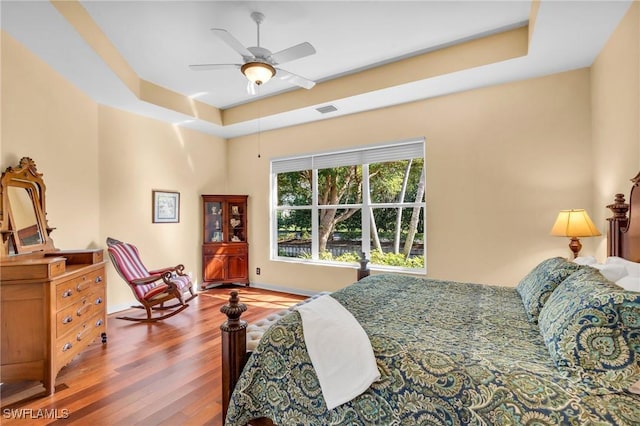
295;294;380;410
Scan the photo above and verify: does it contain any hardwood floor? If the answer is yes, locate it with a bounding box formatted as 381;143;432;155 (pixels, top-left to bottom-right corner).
1;286;307;425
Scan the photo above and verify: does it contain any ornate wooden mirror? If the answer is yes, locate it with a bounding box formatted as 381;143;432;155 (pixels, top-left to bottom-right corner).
0;157;55;257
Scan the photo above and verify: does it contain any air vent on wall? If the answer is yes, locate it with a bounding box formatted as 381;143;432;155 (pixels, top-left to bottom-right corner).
316;105;338;114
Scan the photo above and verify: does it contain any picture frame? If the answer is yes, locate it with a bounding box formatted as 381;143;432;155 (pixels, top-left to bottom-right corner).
152;190;180;223
231;205;240;215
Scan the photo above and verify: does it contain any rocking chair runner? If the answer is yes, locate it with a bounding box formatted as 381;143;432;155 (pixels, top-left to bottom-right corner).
106;237;197;322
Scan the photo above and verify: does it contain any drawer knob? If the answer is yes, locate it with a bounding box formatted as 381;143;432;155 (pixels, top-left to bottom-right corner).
96;319;103;327
76;327;90;342
62;342;73;352
62;316;73;324
95;297;103;305
77;281;91;292
76;303;91;316
62;289;73;298
95;276;103;283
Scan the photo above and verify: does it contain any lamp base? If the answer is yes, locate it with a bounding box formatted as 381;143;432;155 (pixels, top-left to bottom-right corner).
568;237;582;258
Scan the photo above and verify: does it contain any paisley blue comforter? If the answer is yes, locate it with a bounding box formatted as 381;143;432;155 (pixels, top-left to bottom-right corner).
225;274;640;425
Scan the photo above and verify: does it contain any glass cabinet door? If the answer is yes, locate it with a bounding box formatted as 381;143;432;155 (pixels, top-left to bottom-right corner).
205;201;224;242
229;202;245;242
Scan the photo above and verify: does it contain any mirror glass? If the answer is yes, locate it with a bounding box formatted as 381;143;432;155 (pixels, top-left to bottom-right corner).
7;185;44;246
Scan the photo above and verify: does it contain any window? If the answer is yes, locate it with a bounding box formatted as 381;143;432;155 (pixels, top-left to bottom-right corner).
271;138;425;272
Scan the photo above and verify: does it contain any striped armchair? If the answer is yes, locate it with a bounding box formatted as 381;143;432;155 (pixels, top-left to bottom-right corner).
107;237;197;322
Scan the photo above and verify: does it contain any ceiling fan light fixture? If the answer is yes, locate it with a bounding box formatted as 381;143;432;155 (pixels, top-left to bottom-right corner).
241;62;276;85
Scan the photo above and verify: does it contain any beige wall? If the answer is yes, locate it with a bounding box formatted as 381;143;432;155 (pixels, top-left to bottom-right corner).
591;1;640;259
1;32;227;312
228;69;593;292
97;106;227;310
2;33;100;251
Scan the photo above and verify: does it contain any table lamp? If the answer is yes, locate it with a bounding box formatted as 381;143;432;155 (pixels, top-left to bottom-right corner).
550;209;601;258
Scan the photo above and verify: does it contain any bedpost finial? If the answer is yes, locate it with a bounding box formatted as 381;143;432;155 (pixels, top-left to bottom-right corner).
220;290;247;331
359;251;369;268
357;251;370;281
607;193;629;221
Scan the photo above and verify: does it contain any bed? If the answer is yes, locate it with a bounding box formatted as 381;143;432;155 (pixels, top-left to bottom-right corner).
220;173;640;426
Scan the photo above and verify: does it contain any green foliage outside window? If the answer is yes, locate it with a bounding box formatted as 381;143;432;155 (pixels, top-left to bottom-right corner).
298;250;425;269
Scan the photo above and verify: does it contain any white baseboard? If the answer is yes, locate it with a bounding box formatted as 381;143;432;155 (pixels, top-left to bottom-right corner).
107;301;137;315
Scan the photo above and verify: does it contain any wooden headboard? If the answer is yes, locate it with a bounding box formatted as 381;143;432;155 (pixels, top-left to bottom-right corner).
607;171;640;262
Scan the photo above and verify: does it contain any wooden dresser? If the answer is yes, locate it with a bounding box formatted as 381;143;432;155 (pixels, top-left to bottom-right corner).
0;157;107;394
1;250;107;394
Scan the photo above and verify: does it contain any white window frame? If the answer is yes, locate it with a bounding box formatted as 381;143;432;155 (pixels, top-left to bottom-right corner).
270;138;426;273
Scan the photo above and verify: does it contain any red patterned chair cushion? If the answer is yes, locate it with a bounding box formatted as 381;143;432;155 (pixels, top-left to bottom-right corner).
108;242;167;301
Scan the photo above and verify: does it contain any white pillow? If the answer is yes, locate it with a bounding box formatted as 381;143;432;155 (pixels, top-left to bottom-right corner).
573;256;597;265
606;256;640;277
592;263;628;283
615;275;640;292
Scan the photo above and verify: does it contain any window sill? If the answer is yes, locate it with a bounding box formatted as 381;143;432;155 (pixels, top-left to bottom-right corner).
271;256;426;275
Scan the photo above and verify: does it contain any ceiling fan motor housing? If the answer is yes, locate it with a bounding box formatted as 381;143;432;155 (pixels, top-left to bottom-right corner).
243;46;276;85
241;62;276;85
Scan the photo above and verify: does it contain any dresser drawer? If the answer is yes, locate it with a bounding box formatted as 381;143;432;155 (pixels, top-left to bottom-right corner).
55;270;104;309
55;312;106;369
73;312;105;345
55;334;81;369
55;293;104;338
203;244;248;255
0;257;65;280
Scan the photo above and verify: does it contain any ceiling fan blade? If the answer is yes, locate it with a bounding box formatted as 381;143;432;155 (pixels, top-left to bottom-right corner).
189;64;241;71
276;68;316;90
211;28;253;59
270;42;316;65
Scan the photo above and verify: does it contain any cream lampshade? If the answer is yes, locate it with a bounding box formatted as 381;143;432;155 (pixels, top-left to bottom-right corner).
550;209;601;258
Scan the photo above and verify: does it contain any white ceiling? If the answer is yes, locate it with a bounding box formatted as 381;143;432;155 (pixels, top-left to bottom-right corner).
0;1;633;138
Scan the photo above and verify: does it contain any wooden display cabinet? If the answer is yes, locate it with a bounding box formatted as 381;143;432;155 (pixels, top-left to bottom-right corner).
201;195;249;289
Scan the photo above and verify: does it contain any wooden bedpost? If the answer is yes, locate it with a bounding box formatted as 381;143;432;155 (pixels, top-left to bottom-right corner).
607;171;640;261
220;290;247;422
357;251;370;280
607;193;629;258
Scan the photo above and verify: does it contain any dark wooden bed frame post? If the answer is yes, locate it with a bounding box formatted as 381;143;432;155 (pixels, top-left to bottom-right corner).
607;193;629;257
220;290;248;422
607;172;640;261
357;251;370;280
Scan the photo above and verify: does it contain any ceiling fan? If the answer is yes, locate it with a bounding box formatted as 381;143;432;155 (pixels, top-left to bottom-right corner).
189;12;317;91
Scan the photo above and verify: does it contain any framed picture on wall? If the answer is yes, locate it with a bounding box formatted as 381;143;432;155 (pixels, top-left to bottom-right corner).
152;190;180;223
